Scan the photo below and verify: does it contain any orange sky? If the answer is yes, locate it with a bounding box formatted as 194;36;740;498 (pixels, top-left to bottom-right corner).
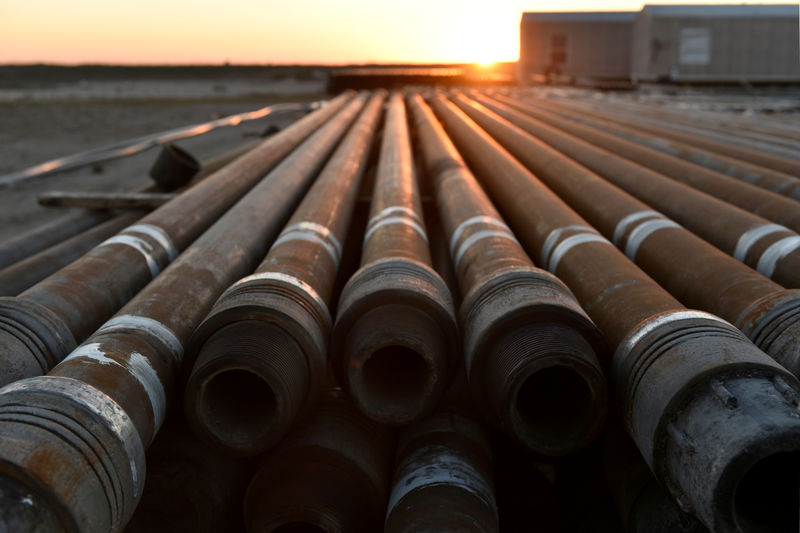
2;0;797;65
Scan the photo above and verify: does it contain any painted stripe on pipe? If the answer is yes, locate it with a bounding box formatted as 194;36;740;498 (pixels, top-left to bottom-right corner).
548;233;612;273
98;235;161;277
624;219;681;260
280;221;342;258
64;342;166;430
733;223;788;261
541;225;597;268
368;205;422;226
363;215;428;244
125;224;178;261
271;231;340;268
612;210;662;246
756;236;800;278
97;315;182;364
229;271;332;328
453;229;520;271
449;215;511;258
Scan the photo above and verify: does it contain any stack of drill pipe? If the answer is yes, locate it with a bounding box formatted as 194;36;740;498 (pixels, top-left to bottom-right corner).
244;387;393;533
429;93;800;532
408;94;607;455
384;410;499;532
604;428;707;533
580;97;800;155
514;95;800;200
124;415;252;533
330;93;459;426
0;140;265;297
487;93;800;230
528;94;800;176
183;92;381;456
0;94;363;533
0;92;352;389
451;93;800;377
470;93;800;291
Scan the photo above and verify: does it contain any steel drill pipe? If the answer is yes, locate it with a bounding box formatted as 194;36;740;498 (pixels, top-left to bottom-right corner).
408;94;606;455
470;93;800;290
0;210;143;297
576;97;800;156
452;93;800;377
0;209;112;269
604;428;707;533
490;93;800;231
244;387;393;533
529;94;800;176
184;92;383;456
0;95;365;533
125;415;252;533
384;411;499;533
0;92;353;389
525;96;800;200
330;93;458;426
430;93;800;532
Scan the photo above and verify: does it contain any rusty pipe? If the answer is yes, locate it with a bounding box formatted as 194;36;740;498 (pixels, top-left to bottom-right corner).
183;92;382;456
408;94;606;455
526;95;800;201
452;93;800;378
471;93;800;290
0;92;353;390
384;411;499;532
491;93;800;232
0;95;364;533
244;388;393;533
429;93;800;532
330;92;459;426
531;94;800;176
0;210;143;297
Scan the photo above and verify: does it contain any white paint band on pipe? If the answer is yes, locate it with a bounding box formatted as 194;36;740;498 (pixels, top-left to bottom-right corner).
541;225;597;268
229;271;332;328
367;205;422;227
548;233;612;273
363;215;428;244
125;224;178;261
98;235;161;278
612;210;662;246
64;342;167;431
733;223;788;261
97;315;183;364
624;219;681;261
271;231;340;268
453;229;520;271
280;221;342;258
449;215;511;258
756;236;800;278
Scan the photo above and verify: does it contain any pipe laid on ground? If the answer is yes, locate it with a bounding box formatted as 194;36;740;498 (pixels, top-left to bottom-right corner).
330;93;459;426
408;94;606;455
244;388;393;533
0;92;353;389
472;93;800;290
0;93;364;533
184;92;382;456
453;93;800;378
430;93;800;532
526;95;800;200
492;93;800;230
37;191;176;210
385;410;499;532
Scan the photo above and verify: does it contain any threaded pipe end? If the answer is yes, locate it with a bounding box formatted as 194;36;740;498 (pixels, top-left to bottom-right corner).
484;323;607;456
185;320;310;456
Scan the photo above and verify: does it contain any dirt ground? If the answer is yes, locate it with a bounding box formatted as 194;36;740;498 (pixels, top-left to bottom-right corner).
0;68;327;243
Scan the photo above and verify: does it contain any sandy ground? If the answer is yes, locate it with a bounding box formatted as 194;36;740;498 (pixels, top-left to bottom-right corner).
0;73;327;243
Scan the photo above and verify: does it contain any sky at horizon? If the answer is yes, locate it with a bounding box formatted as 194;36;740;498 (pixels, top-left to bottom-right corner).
2;0;798;65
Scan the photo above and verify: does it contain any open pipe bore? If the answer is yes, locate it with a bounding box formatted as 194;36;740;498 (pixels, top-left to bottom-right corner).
361;345;431;409
734;451;800;532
